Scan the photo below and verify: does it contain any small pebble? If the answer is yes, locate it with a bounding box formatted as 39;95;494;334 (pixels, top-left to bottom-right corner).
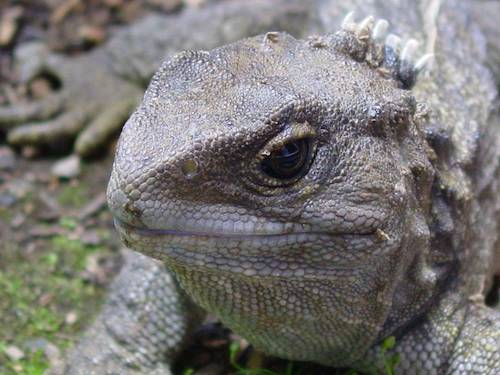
51;155;81;179
65;311;78;325
4;345;25;361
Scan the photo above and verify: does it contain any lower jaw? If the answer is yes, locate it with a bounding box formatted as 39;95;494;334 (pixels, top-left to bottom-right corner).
168;257;381;368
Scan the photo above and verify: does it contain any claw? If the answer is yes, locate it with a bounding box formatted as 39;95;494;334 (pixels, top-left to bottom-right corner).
372;19;389;42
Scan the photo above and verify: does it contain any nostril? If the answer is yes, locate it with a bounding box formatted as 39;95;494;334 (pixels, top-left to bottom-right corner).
124;200;143;218
107;188;143;226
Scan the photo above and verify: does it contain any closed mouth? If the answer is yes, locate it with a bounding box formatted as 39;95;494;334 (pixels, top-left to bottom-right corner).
113;218;387;276
113;217;378;240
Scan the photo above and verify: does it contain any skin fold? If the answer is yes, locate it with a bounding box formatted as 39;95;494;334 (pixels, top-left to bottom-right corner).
13;0;496;374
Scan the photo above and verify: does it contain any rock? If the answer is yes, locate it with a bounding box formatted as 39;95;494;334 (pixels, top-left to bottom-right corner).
51;155;81;179
65;311;78;325
4;345;25;361
0;147;16;170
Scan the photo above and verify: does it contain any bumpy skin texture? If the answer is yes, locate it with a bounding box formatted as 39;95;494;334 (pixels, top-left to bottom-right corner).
65;0;500;374
61;250;203;375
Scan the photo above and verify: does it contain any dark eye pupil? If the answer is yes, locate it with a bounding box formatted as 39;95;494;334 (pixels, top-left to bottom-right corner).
261;138;310;179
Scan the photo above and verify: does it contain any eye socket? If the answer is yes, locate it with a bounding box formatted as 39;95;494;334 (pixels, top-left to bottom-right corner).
260;138;311;180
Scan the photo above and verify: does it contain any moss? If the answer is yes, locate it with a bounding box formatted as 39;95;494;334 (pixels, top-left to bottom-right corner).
0;236;110;374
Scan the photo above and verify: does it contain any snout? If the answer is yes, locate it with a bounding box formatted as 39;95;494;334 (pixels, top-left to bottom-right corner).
106;169;146;229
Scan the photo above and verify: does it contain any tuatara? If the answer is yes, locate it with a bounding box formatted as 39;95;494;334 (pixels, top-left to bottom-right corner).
36;0;500;374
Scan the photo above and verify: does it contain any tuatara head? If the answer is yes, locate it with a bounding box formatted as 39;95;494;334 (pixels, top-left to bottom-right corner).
107;26;449;366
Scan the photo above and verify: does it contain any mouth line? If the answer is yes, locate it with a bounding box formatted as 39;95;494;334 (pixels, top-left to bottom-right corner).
113;218;378;240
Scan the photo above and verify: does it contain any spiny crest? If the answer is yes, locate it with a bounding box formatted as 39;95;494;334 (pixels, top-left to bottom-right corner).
323;13;433;89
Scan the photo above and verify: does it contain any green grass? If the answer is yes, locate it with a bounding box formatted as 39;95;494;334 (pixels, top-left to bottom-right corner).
0;235;109;374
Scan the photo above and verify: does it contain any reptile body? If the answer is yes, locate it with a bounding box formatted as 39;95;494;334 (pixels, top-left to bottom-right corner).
7;1;498;374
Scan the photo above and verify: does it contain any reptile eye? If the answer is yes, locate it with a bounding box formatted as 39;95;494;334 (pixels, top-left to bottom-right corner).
261;138;311;180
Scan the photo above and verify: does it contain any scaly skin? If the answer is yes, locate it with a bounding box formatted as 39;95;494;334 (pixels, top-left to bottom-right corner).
56;0;500;374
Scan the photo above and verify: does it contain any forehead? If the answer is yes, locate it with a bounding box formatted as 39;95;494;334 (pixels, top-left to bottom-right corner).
143;33;403;131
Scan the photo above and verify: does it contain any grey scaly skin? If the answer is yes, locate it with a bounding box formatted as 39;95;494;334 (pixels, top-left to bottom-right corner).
54;0;500;374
